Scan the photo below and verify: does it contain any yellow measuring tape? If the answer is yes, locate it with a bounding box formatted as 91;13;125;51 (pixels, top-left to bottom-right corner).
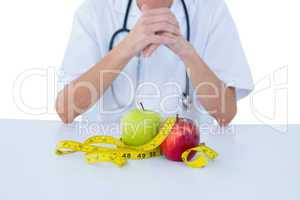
56;117;218;168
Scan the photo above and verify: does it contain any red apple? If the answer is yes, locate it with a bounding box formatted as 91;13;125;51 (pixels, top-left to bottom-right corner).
160;116;200;161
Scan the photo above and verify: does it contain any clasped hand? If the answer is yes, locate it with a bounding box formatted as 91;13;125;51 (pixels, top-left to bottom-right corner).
122;6;193;60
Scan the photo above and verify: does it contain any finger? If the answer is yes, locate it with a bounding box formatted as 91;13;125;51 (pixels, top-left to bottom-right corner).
142;8;171;16
141;4;150;12
159;31;177;38
143;31;178;57
143;44;160;57
147;35;177;45
142;13;179;27
147;22;180;35
143;44;154;56
158;32;180;50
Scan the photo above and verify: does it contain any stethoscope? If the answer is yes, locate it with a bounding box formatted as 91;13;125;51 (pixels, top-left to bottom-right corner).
109;0;191;111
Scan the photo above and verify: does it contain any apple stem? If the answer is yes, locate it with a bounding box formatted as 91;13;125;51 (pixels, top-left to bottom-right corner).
176;114;179;122
139;102;145;111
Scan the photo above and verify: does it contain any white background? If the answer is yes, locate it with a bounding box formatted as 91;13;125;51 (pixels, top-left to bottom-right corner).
0;0;298;124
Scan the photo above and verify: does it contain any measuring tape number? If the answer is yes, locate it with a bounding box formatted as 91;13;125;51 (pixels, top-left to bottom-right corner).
55;117;218;168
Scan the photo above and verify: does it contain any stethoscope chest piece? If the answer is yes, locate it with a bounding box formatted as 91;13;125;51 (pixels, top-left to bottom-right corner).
182;93;192;112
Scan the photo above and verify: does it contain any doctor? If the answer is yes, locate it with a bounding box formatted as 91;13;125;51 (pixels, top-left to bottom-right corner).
56;0;254;126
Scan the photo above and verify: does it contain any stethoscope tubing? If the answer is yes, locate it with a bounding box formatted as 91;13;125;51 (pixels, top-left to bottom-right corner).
109;0;191;110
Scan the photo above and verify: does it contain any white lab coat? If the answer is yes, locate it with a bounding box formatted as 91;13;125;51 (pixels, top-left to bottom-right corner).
59;0;254;124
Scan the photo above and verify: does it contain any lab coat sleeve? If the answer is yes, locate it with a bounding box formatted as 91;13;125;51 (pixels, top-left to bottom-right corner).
58;0;101;91
203;0;254;100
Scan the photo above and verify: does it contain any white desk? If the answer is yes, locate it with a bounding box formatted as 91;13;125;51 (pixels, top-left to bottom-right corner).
0;119;299;200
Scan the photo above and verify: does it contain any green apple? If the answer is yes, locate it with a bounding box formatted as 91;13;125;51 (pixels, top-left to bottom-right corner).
121;108;161;146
